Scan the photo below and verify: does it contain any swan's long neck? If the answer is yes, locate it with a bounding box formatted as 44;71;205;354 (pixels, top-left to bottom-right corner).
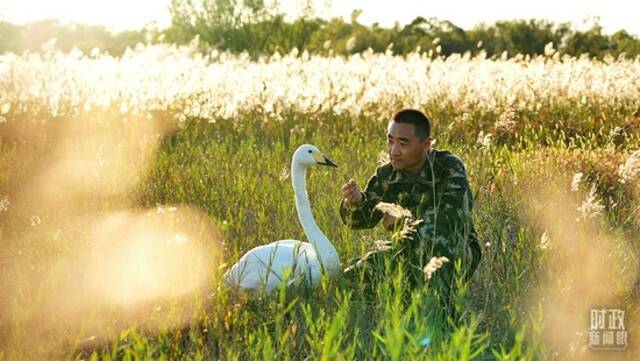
291;162;340;269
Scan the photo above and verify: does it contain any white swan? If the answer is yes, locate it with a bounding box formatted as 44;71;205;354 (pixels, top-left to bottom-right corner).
224;144;341;294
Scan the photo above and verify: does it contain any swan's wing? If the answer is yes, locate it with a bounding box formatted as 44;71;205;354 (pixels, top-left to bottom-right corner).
224;240;320;292
225;241;306;291
273;239;302;247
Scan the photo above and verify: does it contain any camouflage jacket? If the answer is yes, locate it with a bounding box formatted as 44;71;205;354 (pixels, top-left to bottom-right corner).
340;149;479;261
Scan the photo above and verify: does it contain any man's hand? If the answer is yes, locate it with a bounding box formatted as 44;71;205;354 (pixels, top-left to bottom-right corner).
341;178;364;205
383;214;397;231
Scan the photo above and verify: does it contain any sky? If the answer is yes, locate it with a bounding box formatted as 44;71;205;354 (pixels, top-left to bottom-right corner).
1;0;638;36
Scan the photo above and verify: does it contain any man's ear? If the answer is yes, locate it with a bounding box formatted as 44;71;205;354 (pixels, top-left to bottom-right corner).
423;137;433;152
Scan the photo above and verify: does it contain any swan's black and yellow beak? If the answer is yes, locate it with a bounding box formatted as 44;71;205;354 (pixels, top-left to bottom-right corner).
316;153;338;168
320;156;338;168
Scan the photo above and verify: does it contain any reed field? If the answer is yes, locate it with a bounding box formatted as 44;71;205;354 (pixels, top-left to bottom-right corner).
1;43;640;360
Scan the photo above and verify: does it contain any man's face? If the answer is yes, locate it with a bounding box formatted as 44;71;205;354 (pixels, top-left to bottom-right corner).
386;122;431;172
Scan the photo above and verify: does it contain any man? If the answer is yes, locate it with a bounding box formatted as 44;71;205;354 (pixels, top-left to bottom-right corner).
340;109;482;318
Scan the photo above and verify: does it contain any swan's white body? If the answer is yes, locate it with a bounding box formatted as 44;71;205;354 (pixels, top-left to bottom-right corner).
224;145;341;293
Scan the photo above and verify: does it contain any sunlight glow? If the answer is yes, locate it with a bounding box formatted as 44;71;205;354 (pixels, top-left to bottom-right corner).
2;0;638;35
2;0;172;31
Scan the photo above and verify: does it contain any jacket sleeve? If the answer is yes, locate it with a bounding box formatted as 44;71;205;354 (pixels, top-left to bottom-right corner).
339;168;386;229
418;156;476;258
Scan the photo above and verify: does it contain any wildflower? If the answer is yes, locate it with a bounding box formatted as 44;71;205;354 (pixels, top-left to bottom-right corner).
570;172;583;192
345;36;357;53
423;256;449;280
476;131;493;150
544;42;556;57
375;202;413;220
603;54;615;65
365;239;392;252
373;239;390;250
279;166;290;181
577;184;605;221
494;108;517;135
610;126;624;139
618;149;640;184
386;43;394;53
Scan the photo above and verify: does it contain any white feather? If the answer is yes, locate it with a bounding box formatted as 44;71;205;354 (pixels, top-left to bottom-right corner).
224;144;341;294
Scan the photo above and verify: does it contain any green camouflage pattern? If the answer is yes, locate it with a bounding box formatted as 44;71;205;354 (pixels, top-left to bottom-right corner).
340;149;481;285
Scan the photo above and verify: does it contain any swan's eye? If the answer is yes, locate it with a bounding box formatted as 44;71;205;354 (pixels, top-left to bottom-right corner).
308;150;312;154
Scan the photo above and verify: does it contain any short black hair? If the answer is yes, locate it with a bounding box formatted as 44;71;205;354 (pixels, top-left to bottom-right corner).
391;108;431;141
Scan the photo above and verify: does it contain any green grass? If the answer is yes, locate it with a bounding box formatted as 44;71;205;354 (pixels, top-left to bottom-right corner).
1;109;639;360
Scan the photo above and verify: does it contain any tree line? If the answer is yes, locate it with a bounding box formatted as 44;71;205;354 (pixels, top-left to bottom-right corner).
2;0;639;59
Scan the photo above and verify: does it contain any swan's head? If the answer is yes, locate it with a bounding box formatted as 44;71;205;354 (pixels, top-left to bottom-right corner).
293;144;338;168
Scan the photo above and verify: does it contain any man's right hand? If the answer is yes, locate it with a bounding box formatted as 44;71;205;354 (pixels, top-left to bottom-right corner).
341;178;364;205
